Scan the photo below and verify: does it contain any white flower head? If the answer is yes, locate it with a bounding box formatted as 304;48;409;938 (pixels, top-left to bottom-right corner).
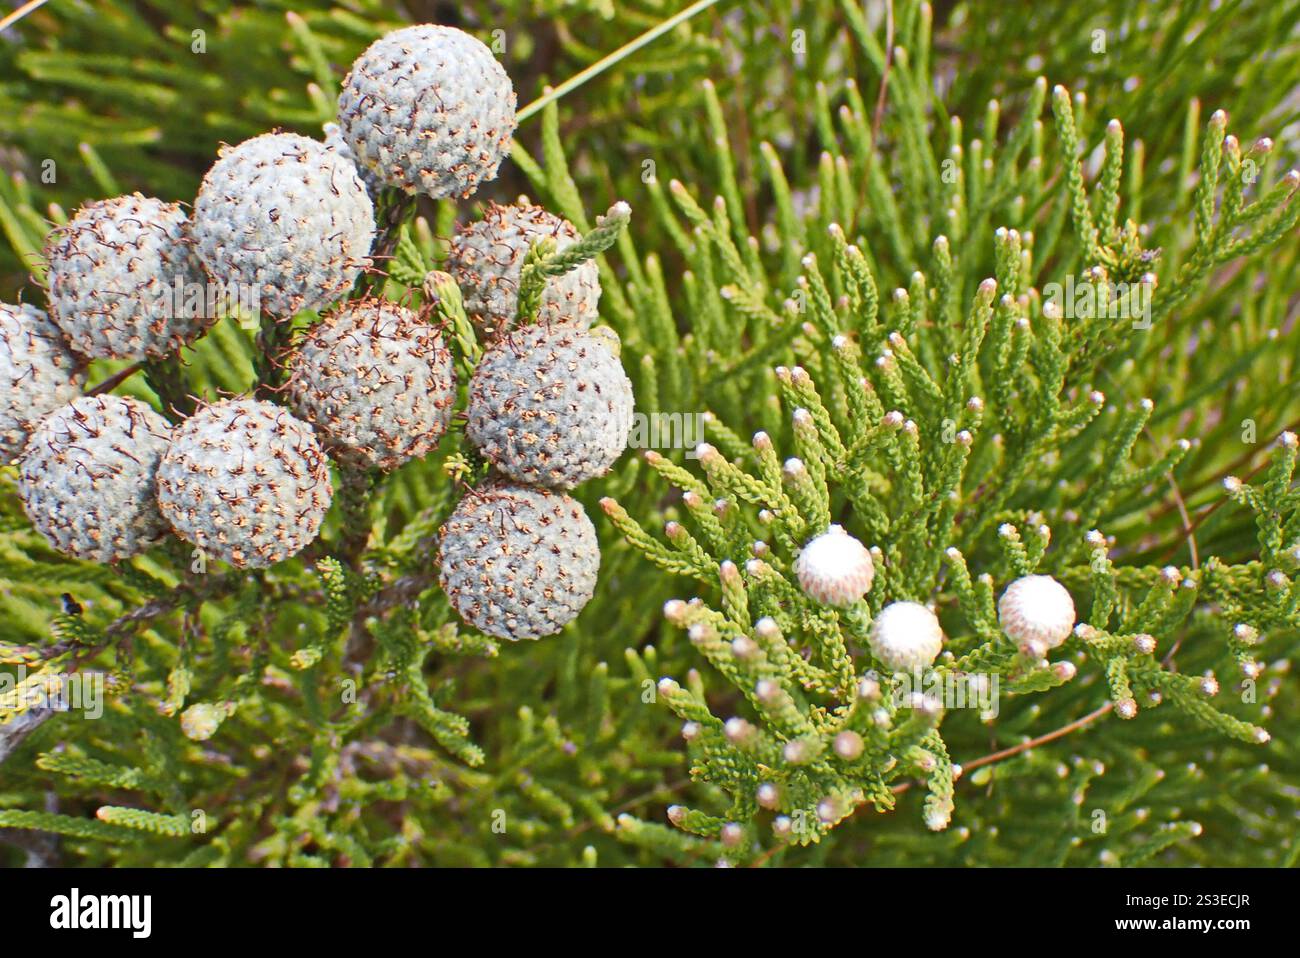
795;525;875;607
998;574;1077;648
869;601;944;672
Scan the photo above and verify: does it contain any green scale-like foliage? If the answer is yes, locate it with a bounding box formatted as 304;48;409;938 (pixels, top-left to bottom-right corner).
1;0;1299;867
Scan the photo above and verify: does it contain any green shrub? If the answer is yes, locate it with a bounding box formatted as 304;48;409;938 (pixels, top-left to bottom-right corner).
1;0;1297;867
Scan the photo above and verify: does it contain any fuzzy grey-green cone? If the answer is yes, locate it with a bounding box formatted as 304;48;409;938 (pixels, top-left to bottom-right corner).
193;133;375;318
438;483;599;640
287;297;456;471
467;323;633;489
19;395;172;563
44;193;214;360
336;24;516;199
448;202;601;339
156;398;333;569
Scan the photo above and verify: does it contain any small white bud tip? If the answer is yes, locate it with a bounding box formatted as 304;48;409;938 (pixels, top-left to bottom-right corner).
833;730;865;761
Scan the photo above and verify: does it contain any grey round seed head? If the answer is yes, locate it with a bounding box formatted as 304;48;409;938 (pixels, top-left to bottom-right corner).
156;398;333;569
438;483;599;640
19;395;172;562
193;132;374;318
0;302;84;461
467;323;633;489
45;193;213;360
448;202;600;339
337;24;516;199
288;298;456;471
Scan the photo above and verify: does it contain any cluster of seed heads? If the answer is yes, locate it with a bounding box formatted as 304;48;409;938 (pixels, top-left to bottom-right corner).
435;197;631;638
6;23;630;650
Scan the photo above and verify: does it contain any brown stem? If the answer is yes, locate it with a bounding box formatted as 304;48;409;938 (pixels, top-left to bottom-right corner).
85;362;144;396
956;701;1114;776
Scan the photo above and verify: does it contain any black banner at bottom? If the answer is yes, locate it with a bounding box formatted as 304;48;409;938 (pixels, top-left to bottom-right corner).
2;866;1288;944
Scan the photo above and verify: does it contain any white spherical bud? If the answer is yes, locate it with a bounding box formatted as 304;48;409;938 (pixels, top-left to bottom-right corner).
756;783;780;809
997;575;1076;648
663;599;689;624
869;602;944;672
908;692;944;719
687;623;711;646
794;526;876;607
